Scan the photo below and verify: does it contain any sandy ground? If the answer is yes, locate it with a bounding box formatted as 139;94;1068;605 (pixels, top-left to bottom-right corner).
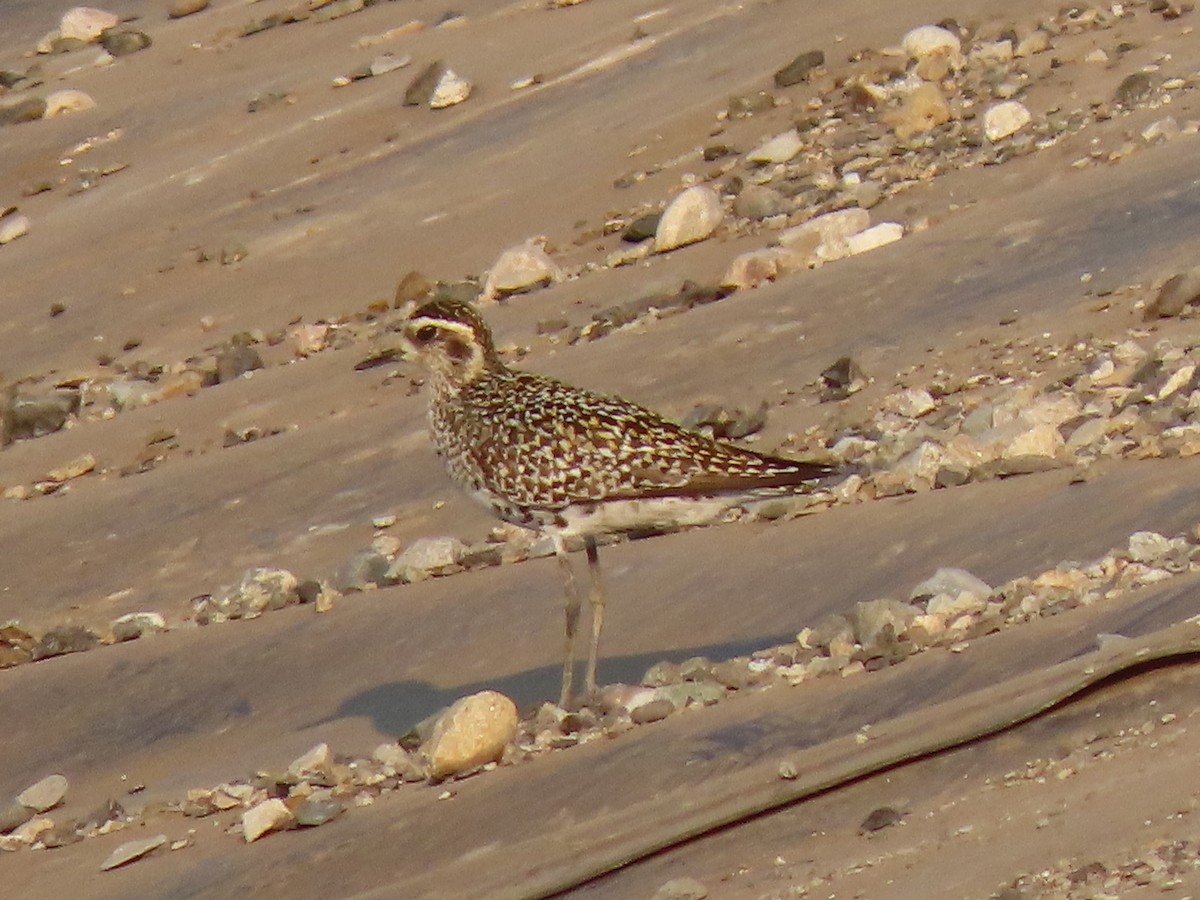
3;0;1200;897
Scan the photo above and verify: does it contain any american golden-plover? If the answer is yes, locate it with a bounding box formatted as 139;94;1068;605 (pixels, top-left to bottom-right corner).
403;298;837;707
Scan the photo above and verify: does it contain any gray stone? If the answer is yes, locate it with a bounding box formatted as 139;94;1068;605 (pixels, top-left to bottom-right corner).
100;30;152;57
851;599;917;649
100;834;167;871
215;342;263;383
0;802;32;834
404;61;446;106
653;877;708;900
1115;72;1157;108
774;50;824;87
168;0;209;18
483;239;561;299
17;774;68;813
32;626;98;661
1144;268;1200;319
334;550;391;593
110;611;167;642
293;796;343;827
732;184;789;220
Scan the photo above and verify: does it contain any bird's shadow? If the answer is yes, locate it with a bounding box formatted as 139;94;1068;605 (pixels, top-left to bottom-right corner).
310;632;793;736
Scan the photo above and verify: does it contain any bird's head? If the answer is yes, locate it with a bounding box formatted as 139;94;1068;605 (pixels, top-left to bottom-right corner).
401;298;504;387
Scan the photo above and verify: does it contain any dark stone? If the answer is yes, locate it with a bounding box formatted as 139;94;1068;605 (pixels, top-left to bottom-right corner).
394;270;434;306
100;30;153;57
727;91;774;118
215;342;264;383
1144;268;1200;320
1114;72;1157;108
404;61;446;106
774;50;825;87
859;806;903;833
622;213;660;242
819;356;868;402
702;144;733;161
0;97;47;125
296;579;323;604
630;698;674;724
332;550;391;593
294;797;344;827
6;390;80;442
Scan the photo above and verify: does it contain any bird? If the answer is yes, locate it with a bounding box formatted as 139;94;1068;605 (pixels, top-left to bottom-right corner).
401;297;840;708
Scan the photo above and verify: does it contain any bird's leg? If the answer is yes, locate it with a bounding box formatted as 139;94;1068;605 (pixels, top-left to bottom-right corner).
554;536;581;709
583;536;606;699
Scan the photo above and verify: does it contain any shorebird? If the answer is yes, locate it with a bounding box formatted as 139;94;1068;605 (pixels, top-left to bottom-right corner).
402;298;838;707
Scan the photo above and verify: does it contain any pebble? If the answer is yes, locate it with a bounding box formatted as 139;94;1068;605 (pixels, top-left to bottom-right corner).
46;452;96;483
746;129;802;164
1115;72;1157;108
423;690;518;778
984;101;1032;141
847;222;903;256
369;53;411;77
17;774;68;813
654;185;723;252
860;806;903;833
293;795;343;827
110;611;166;642
630;698;674;724
100;30;152;57
387;536;466;582
1015;29;1051;57
732;184;789;220
60;7;120;43
100;834;166;870
483;239;562;299
778;208;871;258
851;598;917;648
0;802;31;833
882;387;935;418
652;877;709;900
622;213;660;242
429;69;472;109
44;90;96;118
820;356;868;402
242;798;294;842
394;270;434;306
0;213;31;244
774;50;824;87
167;0;209;18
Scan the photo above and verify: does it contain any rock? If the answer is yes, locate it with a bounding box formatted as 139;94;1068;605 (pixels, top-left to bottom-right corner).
46;453;96;482
287;742;333;778
429;69;471;108
366;53;410;78
847;222;903;256
0;98;48;126
881;387;935;418
652;877;709;900
654;186;723;252
720;247;807;290
1144;268;1200;319
1128;531;1184;565
44;90;96;118
333;549;391;592
215;342;263;382
100;29;152;56
483;239;561;299
1141;116;1180;143
876;442;944;495
231;568;299;614
851;598;917;648
820;357;868;402
100;834;166;870
778;208;871;260
293;795;343;827
423;690;518;777
984;101;1031;141
860;806;904;833
387;536;466;582
926;591;987;618
0;623;36;668
1115;72;1157;108
911;568;992;602
60;7;120;43
1015;29;1051;57
404;62;445;105
168;0;209;18
727;91;774;118
746;129;802;164
110;611;166;642
622;213;660;242
0;802;31;834
774;50;824;87
630;698;674;724
32;625;99;660
0;213;31;244
902;25;962;77
242;798;294;843
732;184;789;220
371;743;426;780
885;83;951;140
288;323;328;357
1002;423;1064;460
17;775;68;813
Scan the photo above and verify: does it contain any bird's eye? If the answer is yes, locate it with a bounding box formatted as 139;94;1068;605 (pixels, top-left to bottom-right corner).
414;325;438;343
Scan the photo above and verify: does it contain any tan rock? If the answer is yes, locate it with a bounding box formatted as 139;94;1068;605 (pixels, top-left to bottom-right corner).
720;247;808;290
0;213;31;245
778;208;870;262
242;798;294;843
984;101;1032;141
847;222;903;255
60;7;119;43
168;0;210;18
483;239;562;299
1002;423;1064;460
901;25;962;69
44;90;96;118
746;129;802;164
424;690;518;777
429;69;471;108
100;834;167;870
654;186;723;252
287;742;333;778
17;774;68;813
46;454;96;482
